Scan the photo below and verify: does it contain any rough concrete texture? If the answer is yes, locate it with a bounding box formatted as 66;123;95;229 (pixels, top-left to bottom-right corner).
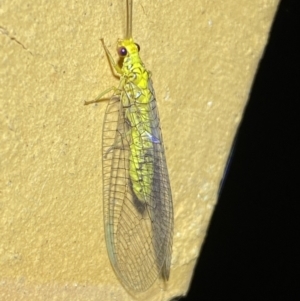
0;0;279;300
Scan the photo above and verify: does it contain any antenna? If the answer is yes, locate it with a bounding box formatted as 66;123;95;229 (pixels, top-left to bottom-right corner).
125;0;133;38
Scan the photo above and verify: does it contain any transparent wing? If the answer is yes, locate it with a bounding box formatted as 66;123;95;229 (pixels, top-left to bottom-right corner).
102;81;173;292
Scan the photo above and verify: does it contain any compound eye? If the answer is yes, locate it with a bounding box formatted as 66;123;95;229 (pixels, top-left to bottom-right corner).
135;43;140;52
118;46;127;57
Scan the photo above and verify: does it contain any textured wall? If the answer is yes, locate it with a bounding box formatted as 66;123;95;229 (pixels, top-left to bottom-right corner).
0;0;279;300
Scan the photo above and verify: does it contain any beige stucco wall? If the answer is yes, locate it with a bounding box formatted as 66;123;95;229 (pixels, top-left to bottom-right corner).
1;0;279;300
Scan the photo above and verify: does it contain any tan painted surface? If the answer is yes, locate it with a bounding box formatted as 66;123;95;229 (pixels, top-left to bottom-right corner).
1;0;279;300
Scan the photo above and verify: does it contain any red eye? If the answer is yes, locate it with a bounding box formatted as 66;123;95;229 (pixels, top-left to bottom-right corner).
118;47;127;57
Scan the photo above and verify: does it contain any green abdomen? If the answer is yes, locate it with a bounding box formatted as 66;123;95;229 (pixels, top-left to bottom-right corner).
127;102;154;203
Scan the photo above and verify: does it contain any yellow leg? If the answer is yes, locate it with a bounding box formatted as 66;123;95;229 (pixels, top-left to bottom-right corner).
85;39;124;106
100;38;122;75
84;86;118;105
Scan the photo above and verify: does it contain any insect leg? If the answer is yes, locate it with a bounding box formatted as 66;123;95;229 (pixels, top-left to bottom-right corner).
84;86;118;105
85;37;125;106
100;38;123;75
104;126;131;158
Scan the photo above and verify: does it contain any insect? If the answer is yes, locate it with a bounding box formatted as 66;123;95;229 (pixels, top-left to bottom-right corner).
85;0;173;292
